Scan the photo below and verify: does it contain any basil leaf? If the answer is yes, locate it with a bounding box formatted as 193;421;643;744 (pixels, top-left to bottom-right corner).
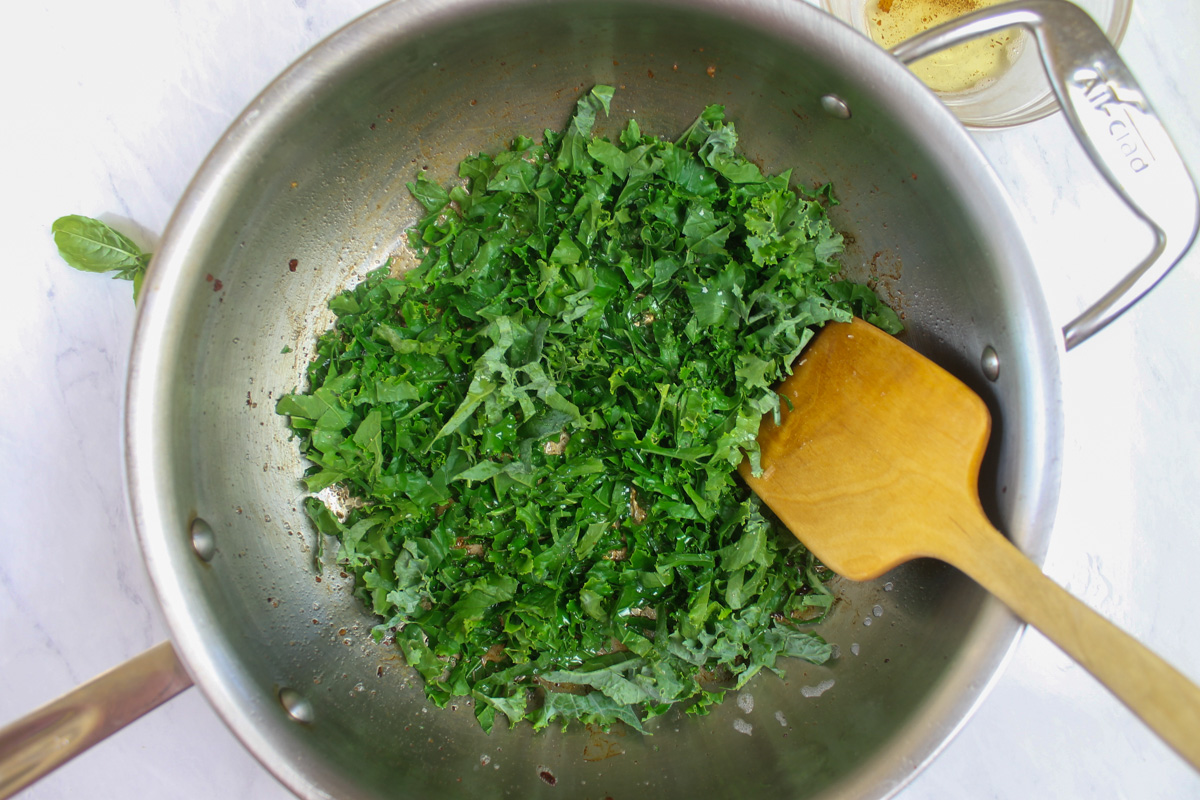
51;214;151;301
51;214;144;272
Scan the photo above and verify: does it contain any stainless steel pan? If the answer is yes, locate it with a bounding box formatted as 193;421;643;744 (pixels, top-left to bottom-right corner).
2;1;1195;798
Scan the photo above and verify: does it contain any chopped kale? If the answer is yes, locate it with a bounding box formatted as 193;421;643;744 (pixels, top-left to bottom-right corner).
278;86;901;733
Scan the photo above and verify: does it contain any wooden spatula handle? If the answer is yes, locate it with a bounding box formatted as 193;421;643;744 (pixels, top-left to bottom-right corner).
937;510;1200;771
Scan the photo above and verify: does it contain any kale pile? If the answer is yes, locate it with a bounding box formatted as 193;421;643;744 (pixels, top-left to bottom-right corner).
277;86;901;733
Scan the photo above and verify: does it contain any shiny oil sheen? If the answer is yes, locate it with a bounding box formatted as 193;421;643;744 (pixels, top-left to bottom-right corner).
126;1;1064;798
868;0;1020;93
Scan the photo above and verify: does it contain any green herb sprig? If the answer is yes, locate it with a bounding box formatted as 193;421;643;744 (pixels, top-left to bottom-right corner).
278;86;901;734
51;215;151;301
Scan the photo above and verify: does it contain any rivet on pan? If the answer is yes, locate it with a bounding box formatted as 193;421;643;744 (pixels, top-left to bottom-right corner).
190;517;216;562
279;687;315;724
820;94;852;120
981;346;1001;382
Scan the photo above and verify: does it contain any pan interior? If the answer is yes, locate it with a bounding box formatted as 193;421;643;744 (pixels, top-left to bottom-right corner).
127;1;1062;798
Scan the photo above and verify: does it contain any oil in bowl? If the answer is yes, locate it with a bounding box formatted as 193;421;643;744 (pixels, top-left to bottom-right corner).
820;0;1134;127
866;0;1021;94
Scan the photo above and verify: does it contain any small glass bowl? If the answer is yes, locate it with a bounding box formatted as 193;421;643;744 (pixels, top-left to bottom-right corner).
820;0;1133;128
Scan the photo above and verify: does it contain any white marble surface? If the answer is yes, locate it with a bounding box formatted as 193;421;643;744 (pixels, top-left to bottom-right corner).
2;1;1199;798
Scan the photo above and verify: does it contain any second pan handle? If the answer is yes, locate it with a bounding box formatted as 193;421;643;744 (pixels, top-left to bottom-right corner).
0;641;192;799
892;0;1199;350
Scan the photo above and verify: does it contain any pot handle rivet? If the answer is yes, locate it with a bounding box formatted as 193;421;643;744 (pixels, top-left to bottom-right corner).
279;688;315;724
820;94;851;120
190;517;216;562
981;346;1000;382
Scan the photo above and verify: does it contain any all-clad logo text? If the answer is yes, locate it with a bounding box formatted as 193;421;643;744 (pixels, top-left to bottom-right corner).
1072;66;1153;174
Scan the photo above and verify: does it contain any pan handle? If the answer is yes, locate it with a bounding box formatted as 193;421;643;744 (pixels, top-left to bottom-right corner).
0;641;192;798
891;0;1199;350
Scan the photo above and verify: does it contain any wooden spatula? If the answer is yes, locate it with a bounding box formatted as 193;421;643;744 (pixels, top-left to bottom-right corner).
739;317;1200;771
